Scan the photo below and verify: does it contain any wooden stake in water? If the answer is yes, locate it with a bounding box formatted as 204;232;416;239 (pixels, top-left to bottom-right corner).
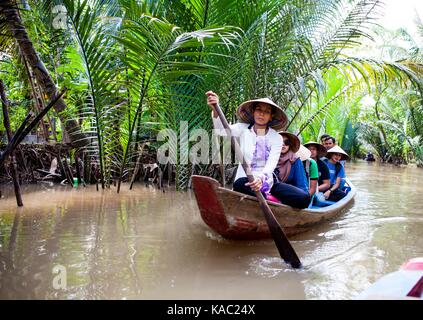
0;80;23;207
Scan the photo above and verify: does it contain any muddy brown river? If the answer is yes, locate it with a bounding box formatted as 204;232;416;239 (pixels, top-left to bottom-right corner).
0;161;422;299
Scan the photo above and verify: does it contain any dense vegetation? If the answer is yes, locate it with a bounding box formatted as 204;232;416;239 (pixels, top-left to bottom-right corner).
1;0;422;191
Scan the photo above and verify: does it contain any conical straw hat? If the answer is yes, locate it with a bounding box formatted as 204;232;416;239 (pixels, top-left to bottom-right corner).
304;141;327;158
326;145;350;160
236;98;288;131
296;144;312;161
278;131;300;153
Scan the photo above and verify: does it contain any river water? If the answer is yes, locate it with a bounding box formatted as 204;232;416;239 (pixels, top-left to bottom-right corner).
0;161;422;299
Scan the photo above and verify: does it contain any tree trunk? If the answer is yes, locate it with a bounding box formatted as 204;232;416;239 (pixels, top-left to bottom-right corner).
21;52;50;141
374;88;390;160
0;0;84;146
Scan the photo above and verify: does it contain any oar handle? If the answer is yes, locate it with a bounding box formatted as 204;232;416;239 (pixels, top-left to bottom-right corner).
213;103;301;268
213;104;254;180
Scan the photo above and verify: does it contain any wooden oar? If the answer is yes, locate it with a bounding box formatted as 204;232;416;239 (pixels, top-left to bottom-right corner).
213;103;302;269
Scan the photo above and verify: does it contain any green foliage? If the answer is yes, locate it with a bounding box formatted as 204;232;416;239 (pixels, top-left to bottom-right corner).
1;0;423;190
357;85;423;163
353;13;423;164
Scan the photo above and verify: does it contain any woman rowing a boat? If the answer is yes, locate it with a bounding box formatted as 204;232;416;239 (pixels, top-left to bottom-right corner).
206;91;287;197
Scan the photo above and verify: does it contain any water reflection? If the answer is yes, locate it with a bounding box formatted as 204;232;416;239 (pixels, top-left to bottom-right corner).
0;162;422;299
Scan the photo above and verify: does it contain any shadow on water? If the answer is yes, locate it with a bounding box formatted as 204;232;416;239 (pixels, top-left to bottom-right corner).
0;161;422;299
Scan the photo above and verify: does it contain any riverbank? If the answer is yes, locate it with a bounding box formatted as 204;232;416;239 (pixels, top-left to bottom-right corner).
0;142;159;185
2;142;421;185
0;142;236;205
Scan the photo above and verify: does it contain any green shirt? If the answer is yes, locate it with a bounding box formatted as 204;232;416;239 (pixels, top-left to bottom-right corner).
309;158;319;180
302;159;319;180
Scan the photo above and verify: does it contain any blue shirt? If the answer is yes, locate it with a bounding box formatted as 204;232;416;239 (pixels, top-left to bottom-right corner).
324;160;346;186
285;158;309;193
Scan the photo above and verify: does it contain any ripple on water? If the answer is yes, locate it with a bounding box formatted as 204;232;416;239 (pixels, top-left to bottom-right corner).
248;256;302;278
204;230;225;242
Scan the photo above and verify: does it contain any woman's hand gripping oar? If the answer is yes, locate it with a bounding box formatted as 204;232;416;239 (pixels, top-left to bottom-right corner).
206;92;301;268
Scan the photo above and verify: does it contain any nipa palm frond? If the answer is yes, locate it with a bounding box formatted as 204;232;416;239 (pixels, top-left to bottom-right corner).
61;0;124;188
116;8;240;190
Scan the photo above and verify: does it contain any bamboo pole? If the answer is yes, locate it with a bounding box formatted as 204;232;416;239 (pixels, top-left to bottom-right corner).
75;152;82;186
56;151;72;186
63;151;74;183
0;80;23;206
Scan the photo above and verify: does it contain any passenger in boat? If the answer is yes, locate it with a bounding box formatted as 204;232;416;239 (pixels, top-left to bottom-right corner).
270;132;311;209
306;159;319;197
206;91;287;198
296;145;318;197
321;136;346;167
320;133;330;145
365;151;376;162
304;141;330;193
323;145;350;202
304;141;331;206
322;136;336;151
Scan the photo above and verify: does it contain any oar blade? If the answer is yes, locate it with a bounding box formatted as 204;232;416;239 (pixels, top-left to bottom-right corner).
258;199;302;269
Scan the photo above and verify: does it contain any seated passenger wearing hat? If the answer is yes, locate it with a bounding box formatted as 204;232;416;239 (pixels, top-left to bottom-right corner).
321;136;346;167
323;146;350;202
304;141;331;193
296;145;319;197
206;91;286;198
270;132;311;209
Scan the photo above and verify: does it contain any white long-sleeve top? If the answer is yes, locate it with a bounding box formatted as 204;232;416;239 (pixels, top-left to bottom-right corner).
212;115;283;193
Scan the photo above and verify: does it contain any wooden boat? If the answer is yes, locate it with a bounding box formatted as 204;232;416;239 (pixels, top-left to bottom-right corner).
191;175;356;240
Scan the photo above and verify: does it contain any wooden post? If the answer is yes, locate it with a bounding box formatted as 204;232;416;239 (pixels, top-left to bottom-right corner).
62;151;74;184
167;163;172;187
129;143;146;190
57;151;72;186
0;80;23;206
75;152;82;185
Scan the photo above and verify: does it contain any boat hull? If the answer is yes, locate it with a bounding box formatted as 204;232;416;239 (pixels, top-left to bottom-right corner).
192;175;356;240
